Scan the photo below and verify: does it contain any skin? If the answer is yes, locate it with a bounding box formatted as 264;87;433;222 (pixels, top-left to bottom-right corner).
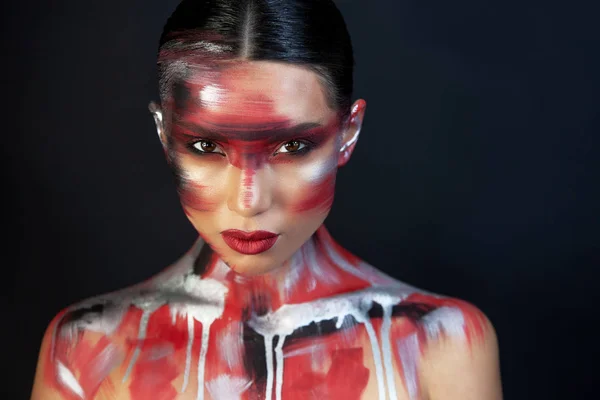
164;61;356;276
31;60;502;400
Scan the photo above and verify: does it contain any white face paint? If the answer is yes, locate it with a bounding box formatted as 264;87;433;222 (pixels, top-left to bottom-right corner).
199;84;225;110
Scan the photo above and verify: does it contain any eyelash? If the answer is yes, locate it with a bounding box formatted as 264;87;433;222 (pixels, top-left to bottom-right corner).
187;139;314;157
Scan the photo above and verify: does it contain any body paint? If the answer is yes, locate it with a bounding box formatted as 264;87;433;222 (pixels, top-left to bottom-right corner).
45;234;487;400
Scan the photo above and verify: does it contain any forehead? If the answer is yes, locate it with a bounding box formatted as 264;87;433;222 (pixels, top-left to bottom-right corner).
172;61;336;126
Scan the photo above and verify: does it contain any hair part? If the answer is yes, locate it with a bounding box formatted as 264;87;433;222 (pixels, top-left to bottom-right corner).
157;0;355;120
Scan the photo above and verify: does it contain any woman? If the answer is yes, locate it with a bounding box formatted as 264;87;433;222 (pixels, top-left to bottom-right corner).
31;0;502;399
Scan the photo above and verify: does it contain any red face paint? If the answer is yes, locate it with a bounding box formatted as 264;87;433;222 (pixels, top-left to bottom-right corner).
158;61;347;276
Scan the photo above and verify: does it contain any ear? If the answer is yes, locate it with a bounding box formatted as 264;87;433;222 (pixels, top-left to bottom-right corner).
338;99;366;167
148;101;168;148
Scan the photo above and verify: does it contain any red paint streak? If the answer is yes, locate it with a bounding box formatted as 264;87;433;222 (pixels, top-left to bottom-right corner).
129;357;179;400
178;181;217;212
127;307;189;353
204;306;247;384
292;172;336;213
169;72;343;169
285;347;369;399
242;167;255;208
128;307;181;400
43;311;82;400
275;233;371;306
75;337;122;399
46;310;124;399
390;318;422;399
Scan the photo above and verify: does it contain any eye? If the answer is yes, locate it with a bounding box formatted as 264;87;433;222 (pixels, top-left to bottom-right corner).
191;140;224;155
276;140;308;154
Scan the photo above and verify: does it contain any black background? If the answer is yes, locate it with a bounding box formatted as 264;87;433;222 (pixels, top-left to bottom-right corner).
5;0;599;398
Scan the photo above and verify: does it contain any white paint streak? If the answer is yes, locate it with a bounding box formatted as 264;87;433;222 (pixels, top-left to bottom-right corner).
382;304;399;400
248;288;413;400
146;343;174;361
219;323;243;370
170;276;228;398
89;343;124;389
303;238;339;286
122;309;151;383
199;85;224;110
60;304;127;339
248;287;408;337
362;319;386;400
283;343;326;359
196;322;212;400
275;335;286;400
397;333;420;400
421;307;465;339
264;335;274;400
297;156;336;183
280;252;305;301
182;315;194;393
321;241;380;285
206;375;252;400
56;361;85;399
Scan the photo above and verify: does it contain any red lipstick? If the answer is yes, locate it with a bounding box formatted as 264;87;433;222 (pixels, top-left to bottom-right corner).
221;230;279;255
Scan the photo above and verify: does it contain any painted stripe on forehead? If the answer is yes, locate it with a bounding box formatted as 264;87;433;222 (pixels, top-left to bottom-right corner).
172;120;338;143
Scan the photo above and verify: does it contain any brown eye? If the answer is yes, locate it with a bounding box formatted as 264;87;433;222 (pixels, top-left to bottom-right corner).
284;141;301;152
192;140;221;154
278;140;307;154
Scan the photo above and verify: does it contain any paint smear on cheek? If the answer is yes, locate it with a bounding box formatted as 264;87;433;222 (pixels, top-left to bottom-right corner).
291;153;338;213
172;151;221;213
292;172;337;213
177;173;218;214
178;181;217;213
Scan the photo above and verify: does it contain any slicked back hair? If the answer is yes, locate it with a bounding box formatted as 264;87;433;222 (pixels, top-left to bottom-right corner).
157;0;355;119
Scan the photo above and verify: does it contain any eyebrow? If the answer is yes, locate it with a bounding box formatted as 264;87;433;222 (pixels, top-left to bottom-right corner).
173;121;325;143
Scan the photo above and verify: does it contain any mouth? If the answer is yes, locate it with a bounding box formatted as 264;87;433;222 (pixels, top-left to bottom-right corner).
220;229;280;255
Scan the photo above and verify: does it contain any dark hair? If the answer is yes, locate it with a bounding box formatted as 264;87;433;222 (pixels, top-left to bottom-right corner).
158;0;354;118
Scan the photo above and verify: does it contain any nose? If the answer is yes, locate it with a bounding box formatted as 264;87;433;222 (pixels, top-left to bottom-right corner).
226;165;272;217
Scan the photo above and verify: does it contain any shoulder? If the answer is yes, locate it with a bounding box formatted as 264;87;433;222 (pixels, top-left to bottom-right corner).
385;286;502;400
30;264;210;399
30;287;138;400
30;274;181;400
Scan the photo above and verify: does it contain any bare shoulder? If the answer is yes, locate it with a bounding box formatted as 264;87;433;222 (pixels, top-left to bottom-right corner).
380;281;502;400
29;264;185;399
30;249;212;400
30;284;139;400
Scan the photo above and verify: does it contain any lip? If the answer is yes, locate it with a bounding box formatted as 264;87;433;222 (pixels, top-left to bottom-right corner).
221;229;279;255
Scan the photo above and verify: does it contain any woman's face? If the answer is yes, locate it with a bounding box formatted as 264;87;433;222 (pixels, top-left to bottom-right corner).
159;61;364;276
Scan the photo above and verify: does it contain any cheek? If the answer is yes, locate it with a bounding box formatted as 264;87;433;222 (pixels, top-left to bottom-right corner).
172;153;223;213
286;155;338;214
292;173;337;213
178;182;217;213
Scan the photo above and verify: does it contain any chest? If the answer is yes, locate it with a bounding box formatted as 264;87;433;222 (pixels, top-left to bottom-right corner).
102;307;422;400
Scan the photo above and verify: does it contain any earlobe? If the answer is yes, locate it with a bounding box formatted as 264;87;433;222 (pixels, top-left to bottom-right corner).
338;99;366;167
148;101;168;148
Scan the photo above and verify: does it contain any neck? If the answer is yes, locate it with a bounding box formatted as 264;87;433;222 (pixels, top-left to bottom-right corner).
195;225;374;312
